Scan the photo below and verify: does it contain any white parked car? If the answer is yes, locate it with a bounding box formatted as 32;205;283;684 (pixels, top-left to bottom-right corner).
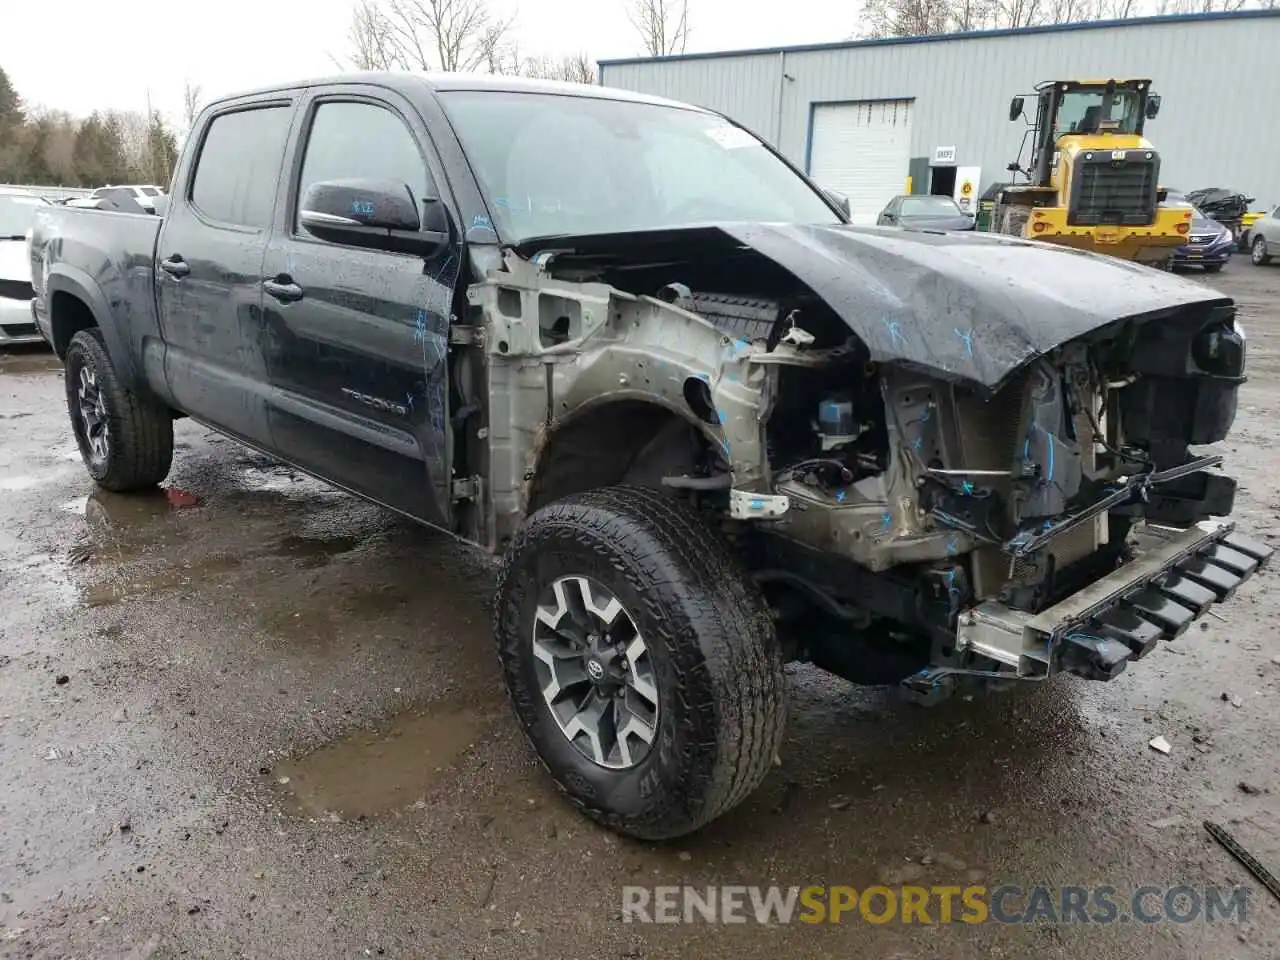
0;189;51;346
1250;205;1280;266
67;184;166;213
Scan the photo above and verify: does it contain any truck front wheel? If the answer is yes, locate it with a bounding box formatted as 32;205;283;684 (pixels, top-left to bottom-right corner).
494;485;786;840
64;329;174;492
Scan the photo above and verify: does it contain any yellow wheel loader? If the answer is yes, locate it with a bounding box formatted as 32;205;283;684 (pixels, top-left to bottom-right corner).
993;79;1191;265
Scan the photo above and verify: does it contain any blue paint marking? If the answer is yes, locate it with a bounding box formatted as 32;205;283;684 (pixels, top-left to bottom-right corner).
471;213;493;230
919;407;932;423
913;435;924;451
953;326;975;358
1046;431;1055;482
404;391;415;410
835;488;847;503
961;480;975;495
880;513;893;532
881;317;905;347
351;200;376;217
1023;437;1030;461
944;567;962;599
946;534;960;555
413;309;428;345
750;498;765;510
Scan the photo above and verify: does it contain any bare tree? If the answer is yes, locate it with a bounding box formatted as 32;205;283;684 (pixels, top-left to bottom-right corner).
520;52;597;84
347;0;404;69
861;0;953;37
993;0;1043;28
629;0;690;56
384;0;514;71
342;0;514;72
952;0;997;30
182;80;204;131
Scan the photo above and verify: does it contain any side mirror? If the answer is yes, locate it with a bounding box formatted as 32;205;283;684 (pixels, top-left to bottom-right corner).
299;178;450;257
1145;94;1161;119
821;187;851;219
1009;96;1025;122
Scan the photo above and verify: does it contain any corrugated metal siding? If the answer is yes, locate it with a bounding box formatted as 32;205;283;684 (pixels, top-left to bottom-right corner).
600;15;1280;205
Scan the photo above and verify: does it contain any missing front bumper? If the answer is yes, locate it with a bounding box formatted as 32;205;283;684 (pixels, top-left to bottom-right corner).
912;521;1272;691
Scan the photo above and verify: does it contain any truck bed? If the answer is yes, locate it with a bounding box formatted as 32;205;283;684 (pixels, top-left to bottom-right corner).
31;205;162;353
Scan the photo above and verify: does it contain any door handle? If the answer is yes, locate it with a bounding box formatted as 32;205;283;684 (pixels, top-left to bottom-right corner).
263;277;304;303
160;255;190;278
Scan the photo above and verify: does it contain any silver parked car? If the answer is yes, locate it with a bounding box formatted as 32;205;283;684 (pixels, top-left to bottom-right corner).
1250;204;1280;266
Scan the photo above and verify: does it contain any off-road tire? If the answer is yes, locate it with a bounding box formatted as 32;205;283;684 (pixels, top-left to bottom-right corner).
65;328;173;492
494;485;786;840
1253;236;1272;266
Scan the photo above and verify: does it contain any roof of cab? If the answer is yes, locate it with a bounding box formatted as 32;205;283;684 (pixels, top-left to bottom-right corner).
205;71;706;114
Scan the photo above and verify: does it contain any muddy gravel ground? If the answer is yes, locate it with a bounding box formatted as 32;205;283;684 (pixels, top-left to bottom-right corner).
2;262;1279;960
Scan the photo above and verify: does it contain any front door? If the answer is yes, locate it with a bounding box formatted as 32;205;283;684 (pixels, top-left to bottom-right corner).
259;89;458;524
155;96;297;448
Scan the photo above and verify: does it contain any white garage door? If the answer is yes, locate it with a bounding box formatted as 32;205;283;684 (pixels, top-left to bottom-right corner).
808;100;913;225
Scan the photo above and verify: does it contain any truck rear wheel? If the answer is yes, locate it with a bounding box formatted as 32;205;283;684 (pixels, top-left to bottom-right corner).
494;485;786;840
65;328;174;492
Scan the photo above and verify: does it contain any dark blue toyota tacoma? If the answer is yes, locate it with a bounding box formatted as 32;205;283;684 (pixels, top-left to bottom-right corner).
27;73;1271;839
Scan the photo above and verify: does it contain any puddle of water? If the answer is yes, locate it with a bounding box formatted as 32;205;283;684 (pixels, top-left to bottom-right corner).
273;702;495;819
271;533;361;568
0;352;61;376
236;461;334;499
82;554;243;607
84;488;176;532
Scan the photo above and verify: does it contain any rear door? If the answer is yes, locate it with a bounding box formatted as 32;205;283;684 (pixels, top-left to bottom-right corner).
155;95;297;447
258;85;457;524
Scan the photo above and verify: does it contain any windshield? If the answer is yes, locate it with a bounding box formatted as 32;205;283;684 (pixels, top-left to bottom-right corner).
439;91;840;242
1054;88;1142;136
0;195;49;237
901;196;962;216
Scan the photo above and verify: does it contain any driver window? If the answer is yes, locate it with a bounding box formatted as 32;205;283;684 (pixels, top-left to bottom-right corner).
296;101;434;232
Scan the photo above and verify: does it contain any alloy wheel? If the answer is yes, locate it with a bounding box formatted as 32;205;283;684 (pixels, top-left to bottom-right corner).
76;365;110;466
531;575;659;770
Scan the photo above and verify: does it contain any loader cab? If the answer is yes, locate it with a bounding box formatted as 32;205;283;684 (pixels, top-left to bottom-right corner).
1009;79;1160;190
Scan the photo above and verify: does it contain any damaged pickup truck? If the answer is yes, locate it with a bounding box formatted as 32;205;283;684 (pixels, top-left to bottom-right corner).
29;74;1271;840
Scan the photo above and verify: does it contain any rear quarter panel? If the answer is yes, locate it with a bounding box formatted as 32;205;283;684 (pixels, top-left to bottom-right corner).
32;206;164;395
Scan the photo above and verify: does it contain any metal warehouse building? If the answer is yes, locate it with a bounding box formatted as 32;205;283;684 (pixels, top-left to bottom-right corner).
598;10;1280;224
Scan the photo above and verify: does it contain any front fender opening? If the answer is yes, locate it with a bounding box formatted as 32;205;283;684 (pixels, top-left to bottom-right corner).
526;402;710;514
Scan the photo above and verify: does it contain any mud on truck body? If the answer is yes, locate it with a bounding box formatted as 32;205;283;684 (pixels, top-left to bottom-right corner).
28;74;1270;841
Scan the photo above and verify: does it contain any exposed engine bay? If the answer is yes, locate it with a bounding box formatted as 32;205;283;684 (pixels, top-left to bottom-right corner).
467;222;1271;701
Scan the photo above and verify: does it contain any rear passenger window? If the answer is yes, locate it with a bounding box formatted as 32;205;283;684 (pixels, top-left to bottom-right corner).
190;106;291;228
295;101;433;231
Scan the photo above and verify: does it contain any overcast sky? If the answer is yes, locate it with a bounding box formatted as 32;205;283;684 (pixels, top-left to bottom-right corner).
3;0;856;125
